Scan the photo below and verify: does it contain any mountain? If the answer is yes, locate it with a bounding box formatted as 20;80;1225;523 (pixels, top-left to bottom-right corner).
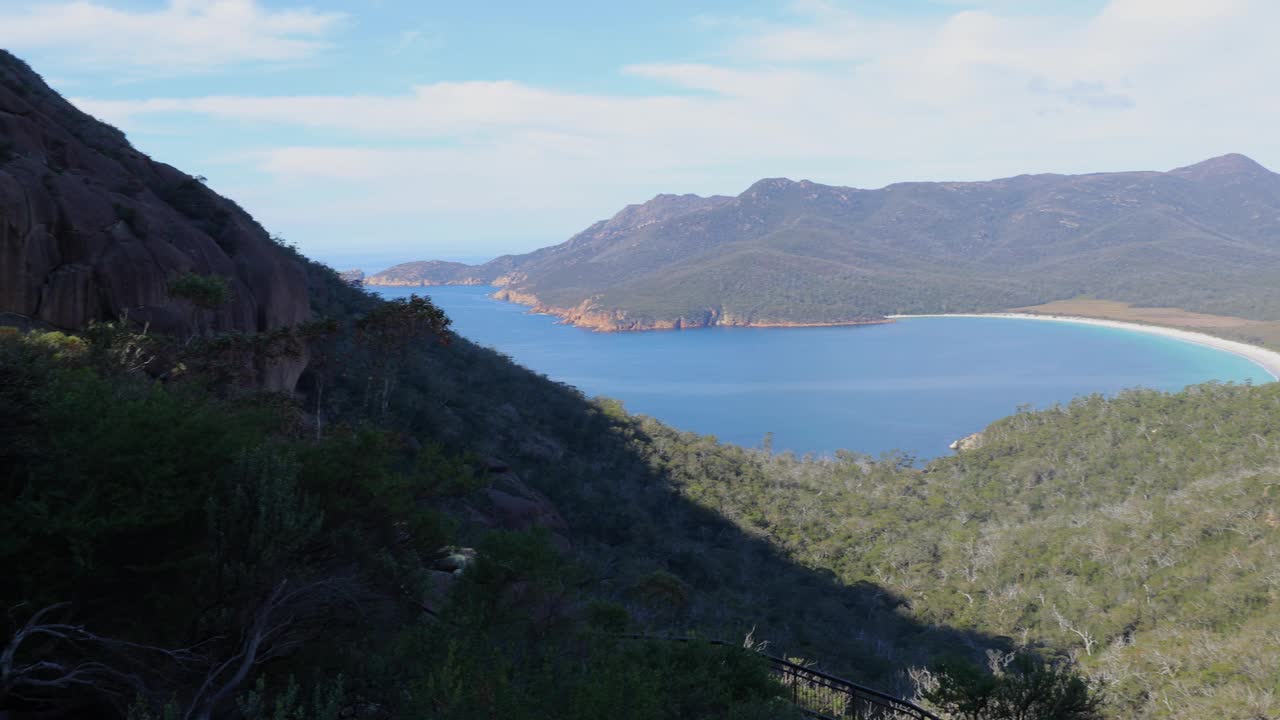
0;51;311;388
372;156;1280;331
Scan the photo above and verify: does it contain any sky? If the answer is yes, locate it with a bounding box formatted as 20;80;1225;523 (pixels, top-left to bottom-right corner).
0;0;1275;269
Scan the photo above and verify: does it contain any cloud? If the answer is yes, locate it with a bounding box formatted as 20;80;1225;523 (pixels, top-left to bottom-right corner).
74;83;712;140
1029;79;1134;110
0;0;343;73
58;0;1280;254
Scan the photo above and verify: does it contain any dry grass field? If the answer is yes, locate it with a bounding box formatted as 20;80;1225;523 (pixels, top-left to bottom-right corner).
1014;298;1280;350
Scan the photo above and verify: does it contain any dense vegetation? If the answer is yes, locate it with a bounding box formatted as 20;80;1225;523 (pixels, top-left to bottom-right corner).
656;383;1280;718
0;281;802;719
374;155;1280;329
8;251;1280;717
348;266;1280;719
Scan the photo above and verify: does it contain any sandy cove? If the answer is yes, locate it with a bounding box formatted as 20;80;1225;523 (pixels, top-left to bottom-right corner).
889;313;1280;381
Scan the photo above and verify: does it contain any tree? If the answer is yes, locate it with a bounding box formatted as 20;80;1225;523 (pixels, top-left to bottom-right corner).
354;295;451;418
168;272;231;339
297;318;341;439
0;603;197;706
922;652;1104;720
179;327;303;391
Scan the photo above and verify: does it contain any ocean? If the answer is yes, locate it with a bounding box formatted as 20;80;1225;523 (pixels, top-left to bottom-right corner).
372;285;1270;459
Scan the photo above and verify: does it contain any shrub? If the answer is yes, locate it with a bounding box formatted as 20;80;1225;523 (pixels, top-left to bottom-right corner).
168;271;231;310
632;570;690;611
923;652;1104;720
585;600;631;633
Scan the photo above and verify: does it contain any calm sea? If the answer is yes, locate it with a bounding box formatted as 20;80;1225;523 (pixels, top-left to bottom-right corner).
372;285;1271;459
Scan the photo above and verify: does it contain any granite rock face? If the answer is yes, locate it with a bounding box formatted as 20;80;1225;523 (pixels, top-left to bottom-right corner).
0;51;311;390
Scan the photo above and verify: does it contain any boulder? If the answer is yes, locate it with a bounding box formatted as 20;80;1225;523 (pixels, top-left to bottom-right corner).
455;459;572;551
949;431;985;452
0;51;311;390
433;546;477;574
481;486;570;533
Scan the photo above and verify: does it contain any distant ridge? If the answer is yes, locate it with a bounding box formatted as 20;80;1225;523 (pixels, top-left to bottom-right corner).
370;155;1280;331
1172;152;1270;178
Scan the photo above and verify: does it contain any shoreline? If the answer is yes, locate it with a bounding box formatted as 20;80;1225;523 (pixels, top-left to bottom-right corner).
488;287;892;333
369;283;1280;381
369;282;892;331
889;313;1280;381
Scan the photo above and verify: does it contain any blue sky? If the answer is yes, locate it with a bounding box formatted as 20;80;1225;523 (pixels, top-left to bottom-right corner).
0;0;1273;270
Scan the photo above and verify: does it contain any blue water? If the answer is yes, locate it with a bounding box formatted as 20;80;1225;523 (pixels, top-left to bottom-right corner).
372;285;1271;459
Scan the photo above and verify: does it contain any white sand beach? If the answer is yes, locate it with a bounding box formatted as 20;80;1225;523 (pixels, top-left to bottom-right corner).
889;313;1280;381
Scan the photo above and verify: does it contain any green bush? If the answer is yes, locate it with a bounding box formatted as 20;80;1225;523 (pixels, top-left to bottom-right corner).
923;653;1103;720
585;600;631;633
168;271;231;310
632;570;691;612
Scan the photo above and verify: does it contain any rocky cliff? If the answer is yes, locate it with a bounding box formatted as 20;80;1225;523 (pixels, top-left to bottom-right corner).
0;51;311;389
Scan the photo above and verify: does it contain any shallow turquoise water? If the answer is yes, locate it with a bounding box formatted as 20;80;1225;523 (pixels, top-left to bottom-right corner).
373;285;1271;459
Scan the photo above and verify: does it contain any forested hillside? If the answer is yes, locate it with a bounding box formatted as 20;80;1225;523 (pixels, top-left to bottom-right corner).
374;155;1280;331
0;274;820;720
7;262;1280;718
666;383;1280;718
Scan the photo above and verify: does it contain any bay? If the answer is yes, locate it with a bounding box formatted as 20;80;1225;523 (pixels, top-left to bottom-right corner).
372;285;1270;459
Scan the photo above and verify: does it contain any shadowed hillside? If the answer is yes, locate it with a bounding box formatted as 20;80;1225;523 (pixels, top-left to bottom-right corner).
1;262;1011;718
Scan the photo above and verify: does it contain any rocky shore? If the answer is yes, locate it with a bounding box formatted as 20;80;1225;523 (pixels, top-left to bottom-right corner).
490;288;891;332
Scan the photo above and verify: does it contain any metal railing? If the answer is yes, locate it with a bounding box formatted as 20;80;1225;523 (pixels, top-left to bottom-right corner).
619;635;940;720
768;652;940;720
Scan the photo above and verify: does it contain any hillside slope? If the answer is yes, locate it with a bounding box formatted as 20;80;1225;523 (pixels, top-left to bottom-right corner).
321;271;1280;720
374;156;1280;330
0;51;310;387
4;50;1280;719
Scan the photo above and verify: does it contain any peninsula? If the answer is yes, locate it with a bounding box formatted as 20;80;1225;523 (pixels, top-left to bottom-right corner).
370;155;1280;334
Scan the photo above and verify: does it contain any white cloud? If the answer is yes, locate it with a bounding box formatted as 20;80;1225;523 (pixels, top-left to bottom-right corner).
0;0;343;73
76;83;711;139
58;0;1280;254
